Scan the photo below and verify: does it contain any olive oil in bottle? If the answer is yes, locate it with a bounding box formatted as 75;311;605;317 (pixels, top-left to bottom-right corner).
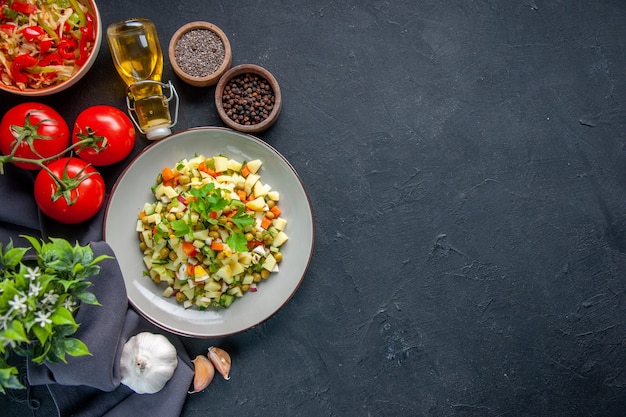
106;18;178;140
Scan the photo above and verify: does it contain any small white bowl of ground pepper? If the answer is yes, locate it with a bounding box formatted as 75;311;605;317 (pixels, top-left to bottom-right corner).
168;21;232;87
215;64;282;133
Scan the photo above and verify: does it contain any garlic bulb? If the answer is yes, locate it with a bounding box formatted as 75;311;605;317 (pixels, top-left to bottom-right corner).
120;332;178;394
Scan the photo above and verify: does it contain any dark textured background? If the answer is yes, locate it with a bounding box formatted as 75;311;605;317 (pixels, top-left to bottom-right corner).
2;1;626;416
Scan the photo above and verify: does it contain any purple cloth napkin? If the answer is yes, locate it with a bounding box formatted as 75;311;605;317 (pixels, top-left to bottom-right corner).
0;163;40;232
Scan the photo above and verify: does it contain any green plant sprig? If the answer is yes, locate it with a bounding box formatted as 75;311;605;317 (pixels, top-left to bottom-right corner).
0;236;111;394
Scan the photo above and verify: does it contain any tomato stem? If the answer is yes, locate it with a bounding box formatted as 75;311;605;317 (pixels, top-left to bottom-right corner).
0;132;101;193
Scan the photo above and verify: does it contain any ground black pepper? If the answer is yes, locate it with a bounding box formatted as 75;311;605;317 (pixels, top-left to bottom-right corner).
174;29;225;77
221;73;275;126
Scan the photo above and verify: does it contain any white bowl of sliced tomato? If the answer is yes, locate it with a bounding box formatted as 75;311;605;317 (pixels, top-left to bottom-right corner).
0;0;101;96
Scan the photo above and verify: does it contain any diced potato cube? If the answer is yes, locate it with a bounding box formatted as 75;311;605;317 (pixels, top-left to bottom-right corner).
188;156;204;168
143;255;153;269
145;213;161;224
204;279;221;292
182;286;195;300
205;291;223;299
244;173;260;195
273;217;287;231
238;252;253;265
267;191;280;201
163;287;174;297
196;298;211;308
141;230;153;248
227;159;243;172
215;264;233;281
162;185;178;199
253;181;271;198
273;231;289;247
246;159;262;174
262;253;277;271
246;196;266;211
227;286;243;297
214;156;228;172
242;274;254;285
216;175;232;183
193;229;209;240
143;202;155;215
231;173;245;189
230;261;245;277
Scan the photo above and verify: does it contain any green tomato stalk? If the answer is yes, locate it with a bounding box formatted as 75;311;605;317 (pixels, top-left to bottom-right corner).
0;111;105;205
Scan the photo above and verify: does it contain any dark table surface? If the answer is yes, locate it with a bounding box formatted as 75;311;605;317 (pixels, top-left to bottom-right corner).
2;1;626;416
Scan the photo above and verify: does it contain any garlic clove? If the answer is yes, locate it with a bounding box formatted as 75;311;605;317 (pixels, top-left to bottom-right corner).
208;346;231;380
189;355;215;393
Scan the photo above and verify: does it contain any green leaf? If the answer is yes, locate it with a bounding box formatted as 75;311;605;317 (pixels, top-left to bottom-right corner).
2;320;30;343
171;219;192;237
0;280;18;309
92;254;113;264
229;210;255;229
21;235;42;254
57;278;80;293
1;246;28;270
64;337;91;357
32;322;52;346
226;231;249;252
75;291;100;306
72;262;85;275
0;364;25;393
54;324;78;337
31;341;51;364
48;336;67;363
50;307;78;327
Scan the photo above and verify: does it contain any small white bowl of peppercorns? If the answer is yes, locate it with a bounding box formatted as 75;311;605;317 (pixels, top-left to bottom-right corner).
214;64;282;133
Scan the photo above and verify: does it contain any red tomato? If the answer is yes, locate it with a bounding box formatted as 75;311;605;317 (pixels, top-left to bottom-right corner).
34;157;105;224
0;102;70;170
72;105;136;166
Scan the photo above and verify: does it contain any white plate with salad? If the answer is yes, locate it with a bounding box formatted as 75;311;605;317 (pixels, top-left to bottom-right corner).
103;127;314;338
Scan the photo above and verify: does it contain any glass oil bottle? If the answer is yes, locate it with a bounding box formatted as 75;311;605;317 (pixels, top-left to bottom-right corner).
106;18;178;140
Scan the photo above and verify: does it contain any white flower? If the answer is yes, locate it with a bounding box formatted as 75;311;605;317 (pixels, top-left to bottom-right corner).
29;281;43;297
8;293;28;317
25;266;40;281
41;290;59;306
33;310;52;328
62;296;76;311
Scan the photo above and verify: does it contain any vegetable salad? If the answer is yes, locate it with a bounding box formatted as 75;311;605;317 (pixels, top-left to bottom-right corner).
0;0;96;90
137;154;288;309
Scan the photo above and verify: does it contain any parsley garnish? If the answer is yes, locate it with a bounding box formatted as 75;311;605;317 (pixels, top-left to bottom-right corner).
170;219;192;237
226;231;249;252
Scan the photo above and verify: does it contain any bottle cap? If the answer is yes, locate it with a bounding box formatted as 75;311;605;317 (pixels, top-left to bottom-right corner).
145;126;171;140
